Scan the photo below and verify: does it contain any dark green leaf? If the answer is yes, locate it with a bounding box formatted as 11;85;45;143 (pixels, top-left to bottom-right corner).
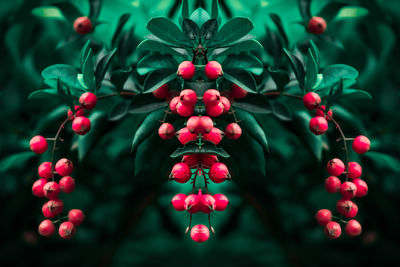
146;17;186;45
28;89;58;100
181;0;189;19
223;55;263;76
137;54;177;76
298;0;312;20
326;78;342;111
80;40;91;68
0;152;35;173
95;48;117;91
52;2;83;23
224;70;256;93
182;19;200;41
309;40;320;68
171;140;229;158
89;0;102;19
284;48;305;91
341;89;372;100
111;67;132;92
235;109;269;152
111;13;131;48
269;13;288;48
213;17;254;45
143;69;176;93
364;152;400;173
136;40;188;57
109;99;131;121
200;19;218;41
317;2;348;22
317;64;358;90
270;100;292;121
211;0;218;18
305;49;318;92
42;64;82;89
83;49;95;91
268;66;289;92
212;39;263;57
128;94;168;114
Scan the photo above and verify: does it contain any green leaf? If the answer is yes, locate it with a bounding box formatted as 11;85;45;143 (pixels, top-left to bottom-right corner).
128;94;168;114
269;13;288;48
364;152;400;173
309;40;320;69
146;17;186;45
83;49;95;91
52;2;83;23
136;40;188;57
336;6;369;20
283;48;305;91
57;79;74;111
111;13;131;48
200;19;218;41
95;48;117;91
190;8;211;27
111;67;132;92
316;64;358;91
143;69;176;93
235;109;269;152
270;100;292;121
232;97;272;115
137;54;177;76
212;39;263;57
80;40;91;68
341;89;372;100
326;78;343;111
171;140;229;158
181;0;189;19
28;89;58;100
108;99;131;121
42;64;82;89
213;17;254;45
31;6;65;20
224;70;256;93
305;49;318;92
223;55;263;76
317;2;348;22
268;66;289;92
0;152;35;173
211;0;219;18
89;0;102;19
298;0;312;20
182;19;200;41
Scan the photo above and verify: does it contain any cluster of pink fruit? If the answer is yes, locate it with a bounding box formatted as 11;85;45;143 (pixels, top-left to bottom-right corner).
28;92;97;238
302;92;371;239
154;60;248;242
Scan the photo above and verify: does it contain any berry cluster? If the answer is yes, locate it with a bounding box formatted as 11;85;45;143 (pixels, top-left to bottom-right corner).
303;92;371;239
29;92;97;238
155;60;247;242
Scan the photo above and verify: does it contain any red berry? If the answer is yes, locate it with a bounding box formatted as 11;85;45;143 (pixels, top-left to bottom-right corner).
184;194;199;213
203;127;223;145
230;84;248;99
30;135;48;154
315;105;333;120
340;181;357;199
324;221;341;239
177;61;196;80
170;162;191;183
325;176;341;193
190;224;210;243
187;116;213;134
176;102;194;117
309;116;328;135
38;219;55;237
72;116;91;135
352;135;371;154
220;96;231;114
224;123;242;140
42;199;64;218
169;96;180;114
38;162;53;179
43;181;60;200
59;176;75;193
336;199;358;218
353;179;368;197
205;61;223;80
200;154;218;167
73;16;93;35
303;92;321;110
177;127;197;145
55;158;73;176
68;209;85;226
347;162;362;179
68;105;85;121
327;158;345;176
206;102;224;117
209;162;230;183
213;194;229;211
203;89;221;107
182;154;200;168
79;92;97;110
345;219;362;237
158;123;175;140
152;84;169;99
32;179;47;197
315;209;332;226
198;191;216;213
59;221;76;239
171;194;187;211
179;89;197;107
307;16;327;35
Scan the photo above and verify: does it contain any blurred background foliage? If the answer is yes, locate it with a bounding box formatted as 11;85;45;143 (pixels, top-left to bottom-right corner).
1;0;400;266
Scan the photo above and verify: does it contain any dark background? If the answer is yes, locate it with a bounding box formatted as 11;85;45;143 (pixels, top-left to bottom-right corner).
1;0;400;266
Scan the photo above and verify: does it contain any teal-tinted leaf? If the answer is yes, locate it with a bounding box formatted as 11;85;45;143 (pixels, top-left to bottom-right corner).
143;69;176;93
212;39;263;57
224;70;256;93
270;100;292;121
232;97;272;115
309;40;320;68
181;0;189;18
269;13;288;48
95;48;117;91
235;109;269;152
146;17;186;45
89;0;102;19
57;79;74;111
213;17;253;45
108;99;131;121
317;2;348;22
80;40;91;68
52;2;83;23
223;55;263;76
341;89;372;100
42;64;82;89
336;6;369;19
317;64;358;90
31;6;65;20
0;152;35;173
190;8;211;27
283;48;305;91
298;0;312;20
82;49;95;91
28;89;58;100
182;19;200;41
268;66;289;92
326;78;342;111
171;140;229;158
200;19;218;41
295;111;324;161
128;94;168;114
136;40;188;57
137;54;177;76
111;67;132;92
364;152;400;173
305;49;318;92
211;0;218;18
111;13;131;48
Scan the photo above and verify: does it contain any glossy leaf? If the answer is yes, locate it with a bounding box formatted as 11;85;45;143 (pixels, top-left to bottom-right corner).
89;0;102;19
213;17;254;45
224;70;257;93
284;48;305;91
95;48;117;91
82;49;95;91
143;69;176;93
200;19;218;41
269;13;288;48
268;66;289;92
212;39;263;57
223;55;263;76
182;19;200;41
109;99;131;121
137;54;177;76
298;0;312;20
146;17;186;45
128;94;168;114
111;13;131;48
136;40;188;57
305;49;318;92
0;152;35;173
270;100;292;121
170;140;229;158
111;67;132;92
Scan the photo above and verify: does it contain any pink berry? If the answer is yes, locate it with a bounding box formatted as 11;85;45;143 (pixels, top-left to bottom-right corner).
184;194;199;213
42;199;64;218
186;190;215;214
179;89;197;107
79;92;97;110
158;123;175;140
32;179;47;197
336;199;358;218
38;219;55;237
38;162;53;179
177;127;197;145
309;116;328;135
199;193;216;214
203;89;221;107
177;61;196;80
68;209;85;226
182;154;200;168
353;179;368;197
200;154;218;167
170;162;191;183
303;92;321;110
315;209;332;226
315;105;333;120
327;158;345;176
203;127;223;145
169;96;180;114
30;135;48;154
209;162;230;183
347;162;362;179
325;176;341;193
59;221;76;239
73;16;93;35
324;221;341;239
152;84;169;99
68;105;84;120
206;102;224;117
59;176;75;193
220;96;231;114
55;158;73;176
176;102;194;117
190;224;210;243
171;194;187;211
213;194;229;211
43;181;60;200
205;61;223;80
224;123;242;140
307;16;327;35
230;84;248;99
72;116;91;135
187;116;213;134
340;181;357;199
352;135;370;154
345;219;362;237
